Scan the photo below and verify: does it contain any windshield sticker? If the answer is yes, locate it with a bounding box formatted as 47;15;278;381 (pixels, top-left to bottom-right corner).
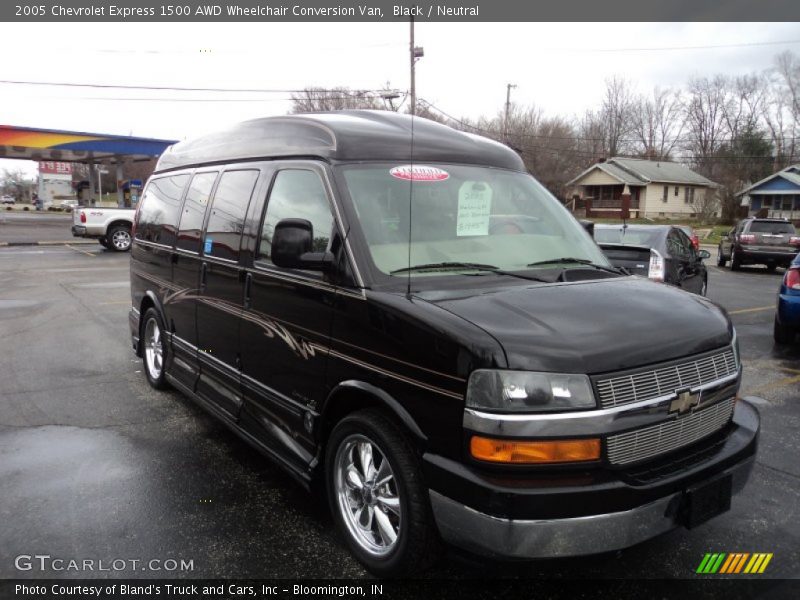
390;165;450;182
457;182;492;236
204;238;213;254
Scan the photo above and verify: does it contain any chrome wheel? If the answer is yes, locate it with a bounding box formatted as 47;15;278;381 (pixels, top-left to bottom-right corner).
334;434;401;557
144;317;164;380
111;228;131;251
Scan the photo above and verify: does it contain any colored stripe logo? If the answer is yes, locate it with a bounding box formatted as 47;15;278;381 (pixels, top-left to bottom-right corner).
696;553;773;574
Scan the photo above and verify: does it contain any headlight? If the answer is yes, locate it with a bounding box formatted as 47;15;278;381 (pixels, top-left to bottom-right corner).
466;370;596;412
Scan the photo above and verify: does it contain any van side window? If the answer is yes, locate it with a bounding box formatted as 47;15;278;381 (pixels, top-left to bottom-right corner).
135;174;189;245
203;170;259;262
177;172;217;252
258;170;333;264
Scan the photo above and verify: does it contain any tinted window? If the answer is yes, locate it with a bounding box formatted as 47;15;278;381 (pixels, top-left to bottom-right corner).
668;230;692;259
136;174;189;244
258;170;333;263
177;172;217;252
594;227;661;247
748;221;796;234
203;170;259;261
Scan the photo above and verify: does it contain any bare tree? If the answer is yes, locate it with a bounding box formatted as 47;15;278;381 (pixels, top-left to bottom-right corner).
630;86;685;160
289;87;385;113
600;76;635;157
684;75;729;179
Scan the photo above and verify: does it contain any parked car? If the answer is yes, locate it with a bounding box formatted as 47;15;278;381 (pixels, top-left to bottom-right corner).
717;218;800;271
594;224;710;295
58;199;79;211
72;206;135;251
678;224;700;250
774;252;800;344
129;112;758;576
0;195;15;204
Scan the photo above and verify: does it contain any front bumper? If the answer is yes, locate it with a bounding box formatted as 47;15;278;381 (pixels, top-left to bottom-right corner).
426;399;759;559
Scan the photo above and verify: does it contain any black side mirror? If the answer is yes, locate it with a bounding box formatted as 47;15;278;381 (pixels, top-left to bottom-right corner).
271;218;333;271
579;219;595;237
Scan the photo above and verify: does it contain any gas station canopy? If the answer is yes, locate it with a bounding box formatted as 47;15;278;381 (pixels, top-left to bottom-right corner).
0;125;176;163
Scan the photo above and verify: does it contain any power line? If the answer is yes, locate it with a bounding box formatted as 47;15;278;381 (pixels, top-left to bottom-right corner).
0;79;391;94
556;39;800;53
419;99;800;144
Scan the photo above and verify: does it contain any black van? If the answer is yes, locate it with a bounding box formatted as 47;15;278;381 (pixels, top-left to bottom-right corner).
129;111;759;576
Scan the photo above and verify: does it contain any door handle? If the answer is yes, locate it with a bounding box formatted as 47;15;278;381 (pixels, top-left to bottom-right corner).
244;272;253;309
200;262;208;292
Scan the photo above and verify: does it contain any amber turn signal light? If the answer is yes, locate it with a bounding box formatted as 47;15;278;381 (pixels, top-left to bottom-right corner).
470;436;601;464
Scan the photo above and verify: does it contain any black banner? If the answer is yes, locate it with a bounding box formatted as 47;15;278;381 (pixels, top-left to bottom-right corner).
0;579;795;600
3;0;800;23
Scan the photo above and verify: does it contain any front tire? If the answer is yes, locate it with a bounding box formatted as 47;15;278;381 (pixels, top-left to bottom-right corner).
108;224;132;252
326;409;440;577
98;237;109;249
142;308;169;389
774;317;795;345
716;245;726;267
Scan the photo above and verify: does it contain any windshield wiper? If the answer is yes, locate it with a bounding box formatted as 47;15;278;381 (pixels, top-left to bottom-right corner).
390;262;552;282
526;257;623;275
390;262;500;274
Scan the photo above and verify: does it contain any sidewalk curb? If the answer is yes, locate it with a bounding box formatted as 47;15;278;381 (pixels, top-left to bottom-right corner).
0;240;97;247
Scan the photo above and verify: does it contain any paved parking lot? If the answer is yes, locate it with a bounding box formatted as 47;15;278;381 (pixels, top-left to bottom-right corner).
0;230;797;583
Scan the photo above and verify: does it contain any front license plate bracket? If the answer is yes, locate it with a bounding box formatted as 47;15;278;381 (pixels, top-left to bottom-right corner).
680;473;732;529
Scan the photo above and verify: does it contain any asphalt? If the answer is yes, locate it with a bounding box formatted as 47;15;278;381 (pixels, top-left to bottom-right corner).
0;227;797;585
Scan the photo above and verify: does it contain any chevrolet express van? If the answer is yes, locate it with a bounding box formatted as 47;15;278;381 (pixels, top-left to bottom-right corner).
129;111;759;576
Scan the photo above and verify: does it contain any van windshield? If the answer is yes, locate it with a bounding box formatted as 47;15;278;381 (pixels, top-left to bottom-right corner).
340;163;609;277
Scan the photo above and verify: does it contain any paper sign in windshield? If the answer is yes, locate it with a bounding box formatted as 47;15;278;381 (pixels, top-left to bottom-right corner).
390;165;450;182
457;182;492;236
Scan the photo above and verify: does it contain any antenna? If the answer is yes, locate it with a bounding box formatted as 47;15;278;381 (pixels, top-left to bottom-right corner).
406;107;415;298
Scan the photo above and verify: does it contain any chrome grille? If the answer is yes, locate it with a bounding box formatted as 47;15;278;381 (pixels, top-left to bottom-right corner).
606;397;735;465
595;348;737;409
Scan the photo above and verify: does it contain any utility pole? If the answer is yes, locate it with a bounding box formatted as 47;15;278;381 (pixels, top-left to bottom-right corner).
409;18;424;115
503;83;517;143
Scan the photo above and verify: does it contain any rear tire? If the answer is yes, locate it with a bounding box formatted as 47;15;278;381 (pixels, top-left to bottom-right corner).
326;409;440;577
141;308;169;390
766;263;777;273
731;249;741;271
108;224;132;252
774;318;795;345
716;246;726;267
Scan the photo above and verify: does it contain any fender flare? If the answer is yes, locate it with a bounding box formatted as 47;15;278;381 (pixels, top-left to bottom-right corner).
140;290;168;332
322;380;427;443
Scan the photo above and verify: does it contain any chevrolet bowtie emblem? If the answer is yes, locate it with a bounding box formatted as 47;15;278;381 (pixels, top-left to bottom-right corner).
670;389;702;415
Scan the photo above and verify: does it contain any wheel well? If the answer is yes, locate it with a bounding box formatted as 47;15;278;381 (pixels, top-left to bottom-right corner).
138;296;156;350
108;219;132;232
319;389;387;447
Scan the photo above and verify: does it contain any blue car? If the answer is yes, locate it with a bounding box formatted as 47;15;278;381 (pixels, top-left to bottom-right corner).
775;253;800;344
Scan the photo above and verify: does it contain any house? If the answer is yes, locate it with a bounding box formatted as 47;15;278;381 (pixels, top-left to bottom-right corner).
736;164;800;221
567;157;718;219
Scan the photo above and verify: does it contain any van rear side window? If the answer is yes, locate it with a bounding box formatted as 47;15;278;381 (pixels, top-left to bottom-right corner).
203;170;259;262
177;172;217;253
135;174;190;245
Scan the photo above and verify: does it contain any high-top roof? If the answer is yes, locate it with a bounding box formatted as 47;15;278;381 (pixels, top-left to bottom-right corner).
155;111;524;173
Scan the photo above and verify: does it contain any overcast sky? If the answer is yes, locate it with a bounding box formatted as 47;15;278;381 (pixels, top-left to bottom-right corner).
2;21;800;177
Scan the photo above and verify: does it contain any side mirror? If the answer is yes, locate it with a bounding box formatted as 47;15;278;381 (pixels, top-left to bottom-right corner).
698;249;711;260
271;218;332;271
579;219;595;237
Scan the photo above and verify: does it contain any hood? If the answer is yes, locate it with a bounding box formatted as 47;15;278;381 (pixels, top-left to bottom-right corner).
416;276;731;375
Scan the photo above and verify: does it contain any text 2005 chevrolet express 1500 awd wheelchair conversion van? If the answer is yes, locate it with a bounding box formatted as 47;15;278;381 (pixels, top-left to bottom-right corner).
129;111;759;576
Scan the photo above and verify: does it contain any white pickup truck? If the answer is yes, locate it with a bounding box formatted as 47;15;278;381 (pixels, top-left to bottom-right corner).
72;207;136;251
